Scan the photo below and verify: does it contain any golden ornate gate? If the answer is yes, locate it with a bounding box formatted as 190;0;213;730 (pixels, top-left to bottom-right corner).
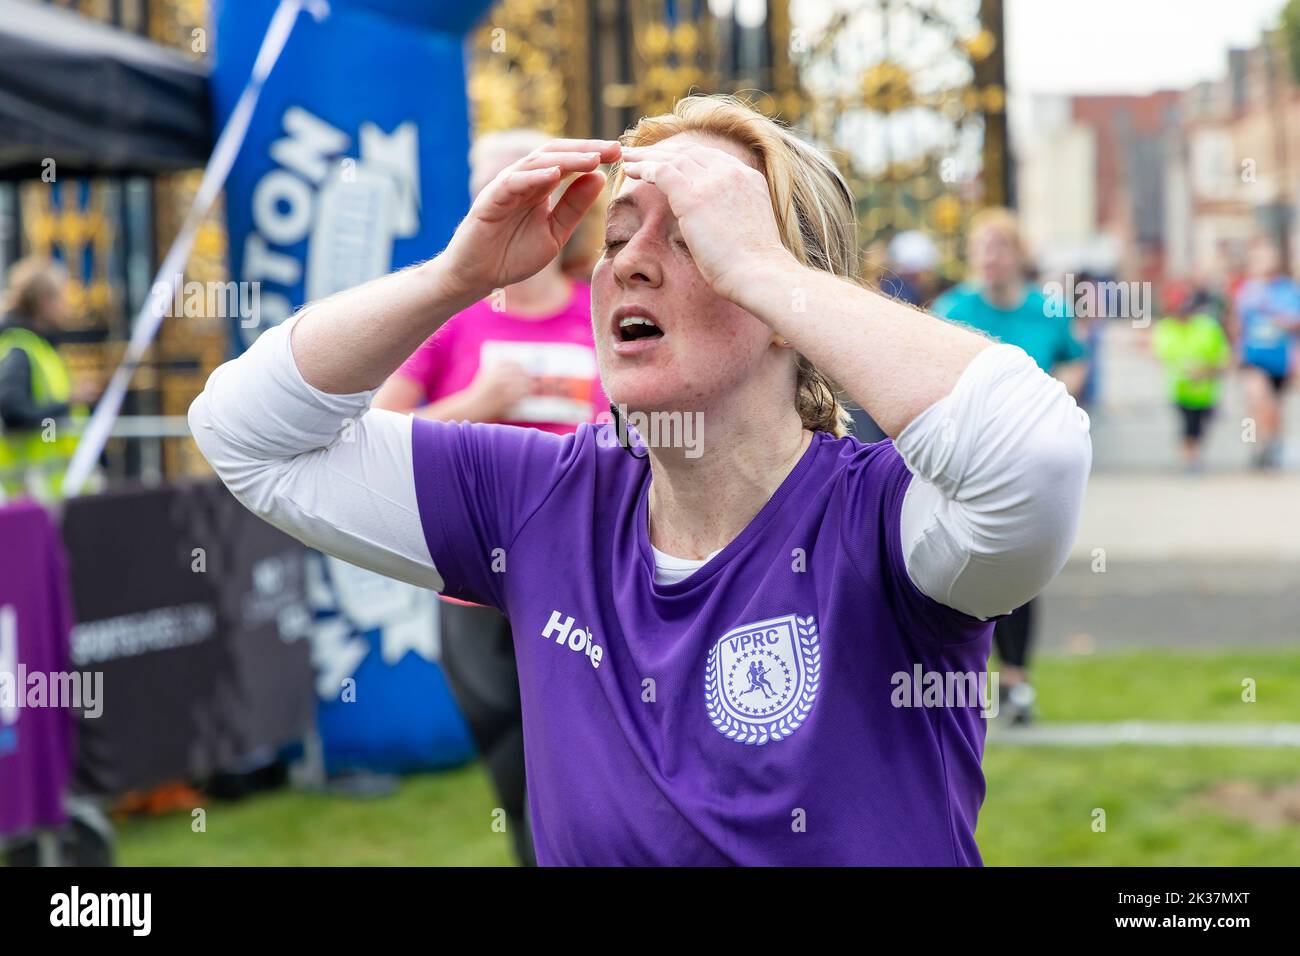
793;0;1008;281
467;0;1008;282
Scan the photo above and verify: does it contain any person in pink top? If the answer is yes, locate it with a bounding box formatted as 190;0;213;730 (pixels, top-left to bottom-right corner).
373;130;604;867
381;282;602;433
375;130;606;432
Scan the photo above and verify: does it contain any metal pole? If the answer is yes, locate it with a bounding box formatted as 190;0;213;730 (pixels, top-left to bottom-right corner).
976;0;1010;209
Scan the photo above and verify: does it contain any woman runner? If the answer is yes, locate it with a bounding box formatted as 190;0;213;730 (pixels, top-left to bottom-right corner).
189;95;1091;865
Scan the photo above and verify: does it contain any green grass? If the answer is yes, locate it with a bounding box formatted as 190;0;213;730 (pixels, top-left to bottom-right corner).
116;765;515;867
1024;650;1300;723
975;649;1300;865
111;650;1300;866
979;746;1300;865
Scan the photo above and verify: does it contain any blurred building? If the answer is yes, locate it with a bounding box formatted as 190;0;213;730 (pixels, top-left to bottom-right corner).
1018;22;1300;295
1017;95;1106;275
1017;90;1179;284
1165;35;1300;285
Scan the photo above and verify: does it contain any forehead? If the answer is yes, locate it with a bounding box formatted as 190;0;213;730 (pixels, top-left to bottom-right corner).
971;224;1018;248
609;131;759;212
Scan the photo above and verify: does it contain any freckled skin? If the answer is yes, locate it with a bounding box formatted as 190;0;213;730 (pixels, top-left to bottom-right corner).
590;133;795;419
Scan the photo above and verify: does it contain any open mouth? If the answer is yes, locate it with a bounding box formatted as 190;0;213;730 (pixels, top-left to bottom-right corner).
617;315;664;343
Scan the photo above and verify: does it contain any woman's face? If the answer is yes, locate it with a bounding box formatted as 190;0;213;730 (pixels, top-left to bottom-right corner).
969;224;1022;288
1248;239;1281;278
38;283;71;330
590;132;782;415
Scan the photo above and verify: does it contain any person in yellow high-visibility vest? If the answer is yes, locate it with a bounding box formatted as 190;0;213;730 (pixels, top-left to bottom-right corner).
0;257;91;503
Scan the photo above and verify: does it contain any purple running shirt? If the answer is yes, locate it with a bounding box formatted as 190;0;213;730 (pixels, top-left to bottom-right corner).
412;419;993;865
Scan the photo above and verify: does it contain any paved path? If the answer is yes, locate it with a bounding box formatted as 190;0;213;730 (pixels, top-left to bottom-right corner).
1037;474;1300;649
1089;322;1300;473
988;721;1300;747
1067;474;1300;563
1038;559;1300;650
1031;323;1300;649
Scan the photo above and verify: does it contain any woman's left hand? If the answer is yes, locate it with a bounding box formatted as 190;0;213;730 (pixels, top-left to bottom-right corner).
620;142;796;306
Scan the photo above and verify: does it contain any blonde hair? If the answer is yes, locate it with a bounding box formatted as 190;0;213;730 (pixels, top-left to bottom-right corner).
613;95;857;436
4;256;68;324
967;207;1023;256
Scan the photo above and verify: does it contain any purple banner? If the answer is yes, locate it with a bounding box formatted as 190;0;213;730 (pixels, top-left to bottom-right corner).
0;500;75;837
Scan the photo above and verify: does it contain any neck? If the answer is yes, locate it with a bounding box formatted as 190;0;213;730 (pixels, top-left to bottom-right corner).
982;278;1023;308
644;389;810;560
503;265;572;318
7;312;45;335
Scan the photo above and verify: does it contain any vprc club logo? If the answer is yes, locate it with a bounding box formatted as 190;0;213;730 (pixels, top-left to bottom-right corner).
705;614;820;745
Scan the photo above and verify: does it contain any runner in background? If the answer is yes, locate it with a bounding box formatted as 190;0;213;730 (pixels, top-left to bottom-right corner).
1072;271;1105;409
190;100;1091;865
932;208;1089;725
880;230;939;308
1152;281;1232;474
372;129;607;866
0;257;95;503
1232;237;1299;470
850;231;942;444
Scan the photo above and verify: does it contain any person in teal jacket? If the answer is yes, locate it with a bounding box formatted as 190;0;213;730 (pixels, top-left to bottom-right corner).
932;208;1090;725
933;209;1089;390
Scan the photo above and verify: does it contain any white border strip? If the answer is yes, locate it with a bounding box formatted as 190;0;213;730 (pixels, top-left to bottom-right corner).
990;722;1300;747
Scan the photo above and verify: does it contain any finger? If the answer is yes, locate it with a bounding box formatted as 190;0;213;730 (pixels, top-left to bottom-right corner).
514;150;605;175
620;160;691;196
550;170;606;240
500;165;561;195
620;144;710;171
618;146;696;165
619;160;656;183
480;165;562;212
619;155;706;189
535;139;622;163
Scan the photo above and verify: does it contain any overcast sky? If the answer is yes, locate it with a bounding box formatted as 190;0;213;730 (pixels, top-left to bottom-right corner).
778;0;1292;160
1007;0;1290;94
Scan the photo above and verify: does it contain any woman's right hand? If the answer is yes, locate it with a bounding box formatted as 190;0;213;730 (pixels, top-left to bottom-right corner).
442;139;619;298
281;140;617;398
466;359;534;421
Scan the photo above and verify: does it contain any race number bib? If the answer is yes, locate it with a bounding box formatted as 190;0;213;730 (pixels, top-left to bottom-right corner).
479;340;598;424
